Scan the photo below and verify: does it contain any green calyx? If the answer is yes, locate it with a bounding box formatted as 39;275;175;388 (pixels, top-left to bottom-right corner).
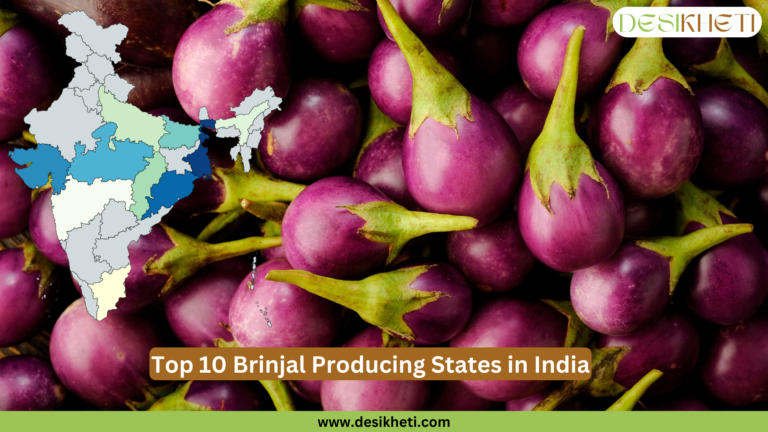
212;155;306;215
293;0;367;20
605;0;690;95
211;339;296;411
22;242;57;299
533;346;630;411
688;38;768;109
126;382;179;411
606;369;664;411
376;0;473;139
636;223;754;295
743;0;768;56
208;0;290;33
382;330;414;347
196;208;247;242
241;200;288;222
527;26;608;214
541;299;595;348
591;0;654;38
265;265;447;342
262;219;282;238
672;181;736;236
354;98;403;176
142;223;283;297
338;201;477;265
0;9;21;39
147;382;210;411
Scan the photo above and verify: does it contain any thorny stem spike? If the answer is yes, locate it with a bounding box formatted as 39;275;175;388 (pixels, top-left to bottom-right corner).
533;346;631;411
354;97;403;176
143;223;283;297
636;223;754;295
526;26;608;214
265;265;447;341
672;181;736;235
338;201;477;265
606;369;664;411
376;0;473;139
689;38;768;109
605;0;690;94
212;0;290;34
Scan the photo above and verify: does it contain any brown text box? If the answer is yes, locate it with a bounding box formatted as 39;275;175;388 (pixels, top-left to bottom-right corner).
149;348;591;381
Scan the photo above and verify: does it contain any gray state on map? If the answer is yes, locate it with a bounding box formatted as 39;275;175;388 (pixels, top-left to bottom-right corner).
24;88;106;161
99;200;140;238
84;54;115;84
230;87;282;117
75;82;102;114
64;214;110;283
59;11;127;63
199;107;209;121
215;126;240;138
69;66;97;92
93;207;171;269
103;75;134;103
65;34;91;64
160;142;199;174
71;272;99;319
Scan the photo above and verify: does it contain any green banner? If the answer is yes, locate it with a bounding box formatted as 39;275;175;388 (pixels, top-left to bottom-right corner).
0;412;764;432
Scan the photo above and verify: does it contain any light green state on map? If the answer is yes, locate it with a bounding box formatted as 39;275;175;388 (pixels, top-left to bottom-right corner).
215;102;270;146
99;86;168;150
130;152;168;218
158;116;199;150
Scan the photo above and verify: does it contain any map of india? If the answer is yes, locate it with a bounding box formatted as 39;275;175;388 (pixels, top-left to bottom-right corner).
7;12;282;320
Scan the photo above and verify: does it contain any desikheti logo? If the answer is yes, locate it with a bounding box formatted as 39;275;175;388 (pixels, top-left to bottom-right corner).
614;7;763;37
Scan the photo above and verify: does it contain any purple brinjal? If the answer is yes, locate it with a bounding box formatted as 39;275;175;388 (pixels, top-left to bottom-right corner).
353;98;421;210
173;0;291;123
280;176;477;280
265;259;472;345
571;220;753;335
321;326;430;411
517;0;629;101
589;0;704;200
378;0;524;227
517;26;625;273
257;77;362;183
451;297;592;401
673;182;768;325
295;0;383;64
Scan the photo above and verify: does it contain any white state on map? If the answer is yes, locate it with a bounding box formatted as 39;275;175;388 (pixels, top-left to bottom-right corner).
50;176;134;241
215;87;282;172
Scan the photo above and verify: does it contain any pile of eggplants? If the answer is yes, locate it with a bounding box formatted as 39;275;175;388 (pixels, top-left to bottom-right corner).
3;0;768;413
